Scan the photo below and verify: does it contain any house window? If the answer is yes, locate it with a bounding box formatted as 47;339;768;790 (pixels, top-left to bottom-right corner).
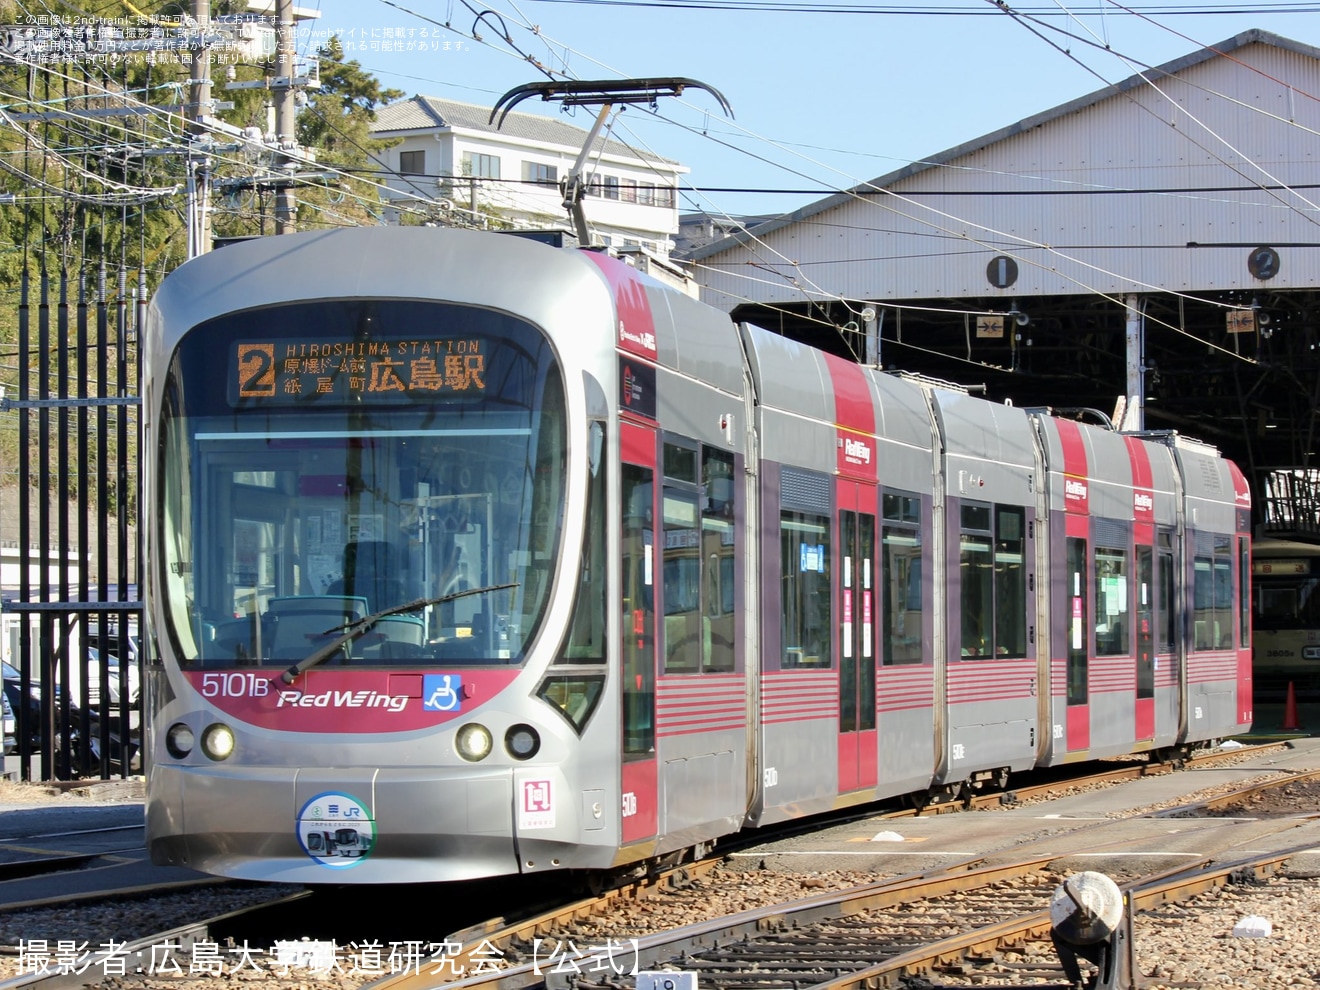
523;162;558;186
655;186;675;208
399;150;425;175
463;152;500;179
637;184;654;206
619;178;637;203
600;175;619;200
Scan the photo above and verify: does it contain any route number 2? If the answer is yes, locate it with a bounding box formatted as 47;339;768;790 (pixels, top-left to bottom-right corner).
238;343;276;397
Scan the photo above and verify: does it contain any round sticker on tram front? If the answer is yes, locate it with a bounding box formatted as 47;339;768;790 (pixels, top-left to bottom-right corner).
297;791;376;868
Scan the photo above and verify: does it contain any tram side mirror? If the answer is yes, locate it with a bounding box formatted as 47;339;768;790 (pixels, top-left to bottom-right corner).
588;421;603;477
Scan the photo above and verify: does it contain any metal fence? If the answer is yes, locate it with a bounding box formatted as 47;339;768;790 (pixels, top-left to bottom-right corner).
2;265;143;781
1259;468;1320;542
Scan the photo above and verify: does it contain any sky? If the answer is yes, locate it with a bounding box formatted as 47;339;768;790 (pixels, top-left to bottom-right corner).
294;0;1320;220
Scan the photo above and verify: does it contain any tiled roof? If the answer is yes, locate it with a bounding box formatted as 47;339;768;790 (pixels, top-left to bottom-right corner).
372;95;679;166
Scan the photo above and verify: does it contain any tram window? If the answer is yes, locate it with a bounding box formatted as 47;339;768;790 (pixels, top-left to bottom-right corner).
883;493;920;525
1254;566;1320;630
660;442;738;674
1239;537;1251;646
960;532;993;656
962;504;991;532
1258;587;1298;620
621;462;654;759
1094;546;1129;657
958;503;1027;659
701;448;736;673
664;443;698;484
882;524;923;665
995;506;1027;659
161;299;568;669
1193;557;1214;650
1193;538;1235;651
1214;552;1234;650
781;510;831;669
662;489;701;673
1157;534;1176;655
563;422;607;663
1136;545;1154;700
1067;537;1089;705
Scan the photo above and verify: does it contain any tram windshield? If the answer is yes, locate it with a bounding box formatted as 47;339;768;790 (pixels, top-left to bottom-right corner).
1250;540;1320;698
157;300;566;669
1252;538;1320;629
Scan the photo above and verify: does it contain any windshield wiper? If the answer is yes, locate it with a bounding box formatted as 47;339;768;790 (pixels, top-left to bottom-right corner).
279;583;519;685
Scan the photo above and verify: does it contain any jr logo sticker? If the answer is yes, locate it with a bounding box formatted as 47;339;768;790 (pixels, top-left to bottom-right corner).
297;791;376;869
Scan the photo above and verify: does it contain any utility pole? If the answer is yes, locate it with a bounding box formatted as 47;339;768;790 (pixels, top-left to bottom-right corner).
274;0;296;234
187;0;213;256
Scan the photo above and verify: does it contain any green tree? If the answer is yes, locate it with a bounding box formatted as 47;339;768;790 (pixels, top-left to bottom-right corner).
298;37;402;168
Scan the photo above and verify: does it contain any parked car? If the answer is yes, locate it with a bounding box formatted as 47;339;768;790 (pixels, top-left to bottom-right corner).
3;661;43;752
83;646;141;708
1;661;139;774
83;624;142;708
2;687;14;755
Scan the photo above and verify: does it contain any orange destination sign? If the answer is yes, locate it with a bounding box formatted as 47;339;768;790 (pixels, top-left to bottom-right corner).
233;338;487;404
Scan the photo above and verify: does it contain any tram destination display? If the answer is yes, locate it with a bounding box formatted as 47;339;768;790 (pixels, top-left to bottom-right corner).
232;337;489;405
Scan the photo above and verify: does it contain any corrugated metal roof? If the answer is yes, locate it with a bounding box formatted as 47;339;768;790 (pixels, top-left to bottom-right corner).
688;28;1320;262
372;95;678;166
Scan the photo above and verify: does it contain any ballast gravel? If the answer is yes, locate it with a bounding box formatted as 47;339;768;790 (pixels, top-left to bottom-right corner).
0;754;1315;989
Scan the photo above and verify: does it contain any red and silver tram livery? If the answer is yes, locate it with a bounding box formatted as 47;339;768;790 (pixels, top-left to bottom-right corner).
142;227;1252;883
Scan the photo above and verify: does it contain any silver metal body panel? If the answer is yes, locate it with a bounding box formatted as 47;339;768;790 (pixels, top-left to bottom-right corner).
934;391;1039;781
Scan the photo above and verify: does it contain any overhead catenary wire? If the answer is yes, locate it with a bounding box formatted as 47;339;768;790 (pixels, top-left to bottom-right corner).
0;0;1310;369
423;0;1309;354
0;53;458;227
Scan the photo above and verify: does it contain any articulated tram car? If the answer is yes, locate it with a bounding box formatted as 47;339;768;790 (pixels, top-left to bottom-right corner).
142;227;1252;884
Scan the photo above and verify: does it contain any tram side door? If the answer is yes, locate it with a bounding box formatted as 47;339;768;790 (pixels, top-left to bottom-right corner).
620;421;659;846
837;480;878;794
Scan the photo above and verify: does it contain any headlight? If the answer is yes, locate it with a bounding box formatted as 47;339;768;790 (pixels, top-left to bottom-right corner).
165;723;195;759
200;723;235;761
455;723;493;762
505;724;541;760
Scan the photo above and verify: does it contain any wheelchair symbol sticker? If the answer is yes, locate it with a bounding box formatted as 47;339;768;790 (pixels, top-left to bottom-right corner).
296;791;376;869
423;674;463;712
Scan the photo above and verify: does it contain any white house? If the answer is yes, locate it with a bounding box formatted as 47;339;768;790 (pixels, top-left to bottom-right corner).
371;95;688;257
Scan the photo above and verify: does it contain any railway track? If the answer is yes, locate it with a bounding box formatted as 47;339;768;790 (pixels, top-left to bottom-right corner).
0;743;1305;990
355;842;1314;990
357;757;1320;990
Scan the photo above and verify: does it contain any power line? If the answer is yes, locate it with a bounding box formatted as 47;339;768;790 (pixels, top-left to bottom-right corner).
517;0;1320;12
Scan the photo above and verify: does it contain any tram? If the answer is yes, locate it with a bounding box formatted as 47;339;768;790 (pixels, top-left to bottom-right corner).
1251;538;1320;700
141;227;1252;883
